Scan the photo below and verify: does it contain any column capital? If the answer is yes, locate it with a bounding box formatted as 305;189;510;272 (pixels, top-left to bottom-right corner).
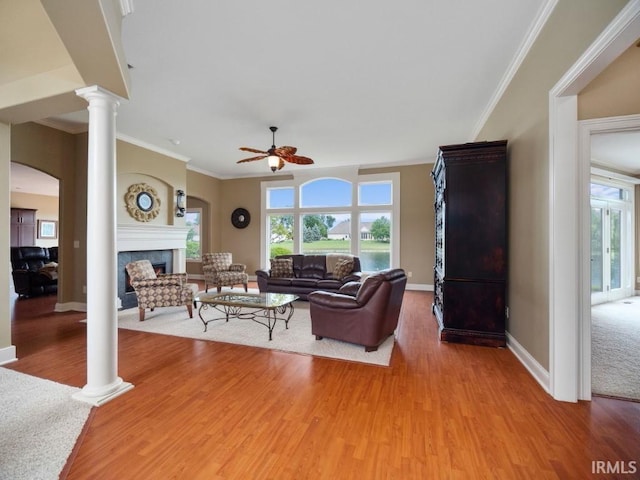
75;85;122;106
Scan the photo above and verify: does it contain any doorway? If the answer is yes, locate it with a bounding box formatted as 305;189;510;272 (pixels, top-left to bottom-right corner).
587;127;640;402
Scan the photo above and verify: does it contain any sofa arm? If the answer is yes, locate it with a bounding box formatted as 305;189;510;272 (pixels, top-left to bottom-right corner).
11;270;31;295
308;291;360;309
342;272;363;283
255;269;271;279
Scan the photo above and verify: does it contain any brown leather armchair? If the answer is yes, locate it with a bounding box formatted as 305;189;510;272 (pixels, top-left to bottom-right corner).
308;268;407;352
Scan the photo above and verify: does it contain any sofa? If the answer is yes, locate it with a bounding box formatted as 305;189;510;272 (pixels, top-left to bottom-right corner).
256;254;363;300
11;246;59;297
308;268;407;351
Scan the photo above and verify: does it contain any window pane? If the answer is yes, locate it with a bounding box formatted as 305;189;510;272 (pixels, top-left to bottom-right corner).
610;208;621;289
590;207;603;293
268;187;294;208
302;213;350;254
590;183;623;200
360;212;391;271
268;214;293;259
359;182;392;205
301;179;351;207
185;210;201;260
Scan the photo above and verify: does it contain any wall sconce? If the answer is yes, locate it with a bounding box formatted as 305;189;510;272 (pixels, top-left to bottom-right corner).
176;189;186;217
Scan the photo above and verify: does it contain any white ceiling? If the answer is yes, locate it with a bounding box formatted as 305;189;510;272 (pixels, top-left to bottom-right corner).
13;0;639;191
51;0;549;178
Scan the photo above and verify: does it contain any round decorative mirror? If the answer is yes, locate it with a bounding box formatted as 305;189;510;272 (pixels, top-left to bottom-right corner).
125;183;161;222
231;208;250;229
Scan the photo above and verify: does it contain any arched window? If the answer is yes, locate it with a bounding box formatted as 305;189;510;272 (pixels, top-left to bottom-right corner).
261;172;399;272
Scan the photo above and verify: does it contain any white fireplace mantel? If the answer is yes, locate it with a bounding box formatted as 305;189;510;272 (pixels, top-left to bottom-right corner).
117;224;190;273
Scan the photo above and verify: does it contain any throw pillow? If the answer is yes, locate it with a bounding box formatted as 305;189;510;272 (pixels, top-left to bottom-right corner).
270;258;294;278
333;259;354;280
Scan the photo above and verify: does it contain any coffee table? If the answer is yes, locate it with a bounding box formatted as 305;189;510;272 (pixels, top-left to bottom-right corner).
194;292;299;340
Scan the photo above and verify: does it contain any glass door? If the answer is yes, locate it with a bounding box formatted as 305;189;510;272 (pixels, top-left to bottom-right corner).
590;189;631;305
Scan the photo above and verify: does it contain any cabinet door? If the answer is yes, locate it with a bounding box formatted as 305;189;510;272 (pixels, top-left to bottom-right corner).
444;159;506;281
442;280;505;333
20;209;36;225
19;224;36;246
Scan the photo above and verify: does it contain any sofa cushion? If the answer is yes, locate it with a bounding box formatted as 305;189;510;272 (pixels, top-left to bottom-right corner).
317;279;343;290
292;278;321;289
299;255;326;279
270;258;294;278
333;259;354;280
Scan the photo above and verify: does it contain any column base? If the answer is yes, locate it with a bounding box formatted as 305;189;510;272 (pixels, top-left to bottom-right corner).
72;380;134;406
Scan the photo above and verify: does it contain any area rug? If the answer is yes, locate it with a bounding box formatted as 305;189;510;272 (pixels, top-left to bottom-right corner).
116;300;394;366
0;367;93;480
591;297;640;401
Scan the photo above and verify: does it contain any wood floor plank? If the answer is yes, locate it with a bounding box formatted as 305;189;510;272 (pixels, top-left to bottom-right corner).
6;284;640;479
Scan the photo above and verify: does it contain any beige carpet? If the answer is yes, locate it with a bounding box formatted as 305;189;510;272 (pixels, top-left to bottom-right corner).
591;296;640;401
117;299;394;366
0;368;92;480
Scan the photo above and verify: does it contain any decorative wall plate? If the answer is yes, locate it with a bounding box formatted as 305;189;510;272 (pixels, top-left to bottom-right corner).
231;208;250;229
125;183;161;222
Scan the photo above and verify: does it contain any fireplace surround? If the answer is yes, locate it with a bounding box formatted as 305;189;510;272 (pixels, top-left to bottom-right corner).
117;225;190;309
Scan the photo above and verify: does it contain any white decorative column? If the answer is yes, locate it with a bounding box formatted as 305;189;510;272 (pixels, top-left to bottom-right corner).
73;85;133;405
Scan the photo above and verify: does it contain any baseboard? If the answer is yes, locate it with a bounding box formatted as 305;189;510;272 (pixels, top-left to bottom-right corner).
55;302;87;312
407;283;432;291
0;345;17;365
506;331;550;395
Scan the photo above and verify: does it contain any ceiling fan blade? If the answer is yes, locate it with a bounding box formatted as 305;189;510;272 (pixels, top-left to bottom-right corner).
277;158;285;170
236;155;267;164
274;146;297;156
239;147;268;154
283;155;314;165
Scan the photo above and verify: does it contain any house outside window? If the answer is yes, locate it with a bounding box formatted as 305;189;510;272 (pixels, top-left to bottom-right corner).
261;171;399;272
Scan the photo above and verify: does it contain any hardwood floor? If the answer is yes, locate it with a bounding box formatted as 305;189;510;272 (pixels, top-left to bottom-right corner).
6;285;640;479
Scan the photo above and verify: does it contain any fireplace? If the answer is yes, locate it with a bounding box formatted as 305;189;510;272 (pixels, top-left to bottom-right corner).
117;225;190;309
118;250;173;309
124;262;167;293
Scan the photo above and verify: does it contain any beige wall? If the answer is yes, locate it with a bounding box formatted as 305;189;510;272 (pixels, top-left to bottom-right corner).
117;141;187;227
219;175;278;275
10;191;59;249
476;0;627;370
578;40;640;120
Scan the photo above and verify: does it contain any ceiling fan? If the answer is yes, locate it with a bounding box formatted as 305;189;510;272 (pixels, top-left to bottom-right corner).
237;126;314;172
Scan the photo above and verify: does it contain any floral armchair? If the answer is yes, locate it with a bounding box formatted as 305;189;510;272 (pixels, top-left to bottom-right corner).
125;260;197;321
202;253;248;293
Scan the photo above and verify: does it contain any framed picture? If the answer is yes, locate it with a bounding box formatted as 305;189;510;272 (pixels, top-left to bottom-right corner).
37;220;58;239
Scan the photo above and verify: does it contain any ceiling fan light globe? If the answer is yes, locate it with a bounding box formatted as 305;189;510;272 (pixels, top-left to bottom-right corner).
268;155;280;172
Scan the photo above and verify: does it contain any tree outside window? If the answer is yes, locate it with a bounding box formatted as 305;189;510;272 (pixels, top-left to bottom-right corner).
185;209;201;260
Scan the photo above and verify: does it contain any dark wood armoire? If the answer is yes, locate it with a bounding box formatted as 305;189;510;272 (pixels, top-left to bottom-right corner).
431;140;507;347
